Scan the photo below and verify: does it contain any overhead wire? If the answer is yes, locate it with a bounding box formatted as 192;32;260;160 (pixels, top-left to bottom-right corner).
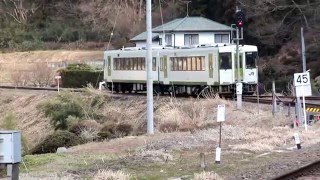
97;5;121;88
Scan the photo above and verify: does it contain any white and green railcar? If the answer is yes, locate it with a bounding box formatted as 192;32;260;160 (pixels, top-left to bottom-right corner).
103;45;258;95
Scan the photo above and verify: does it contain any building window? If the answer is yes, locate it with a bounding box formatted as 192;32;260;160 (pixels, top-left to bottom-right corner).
215;34;229;43
165;34;172;46
170;56;205;71
184;34;199;45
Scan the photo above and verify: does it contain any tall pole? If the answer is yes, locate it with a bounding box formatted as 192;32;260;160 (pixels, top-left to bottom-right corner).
236;27;242;109
295;27;306;126
146;0;154;134
301;27;306;72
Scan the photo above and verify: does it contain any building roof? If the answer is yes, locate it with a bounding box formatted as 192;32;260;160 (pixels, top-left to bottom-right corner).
130;16;232;42
152;16;232;32
130;32;159;41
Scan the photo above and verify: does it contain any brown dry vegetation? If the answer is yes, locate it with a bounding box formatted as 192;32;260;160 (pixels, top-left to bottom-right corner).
1;89;320;179
0;50;103;84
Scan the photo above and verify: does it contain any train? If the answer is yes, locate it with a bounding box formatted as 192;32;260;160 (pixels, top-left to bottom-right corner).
103;44;258;96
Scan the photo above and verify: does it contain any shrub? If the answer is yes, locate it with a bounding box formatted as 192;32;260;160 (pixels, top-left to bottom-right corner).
42;100;83;130
59;63;103;88
31;131;84;154
97;123;133;139
39;90;106;130
115;123;133;137
159;122;179;133
69;120;99;135
97;123;116;140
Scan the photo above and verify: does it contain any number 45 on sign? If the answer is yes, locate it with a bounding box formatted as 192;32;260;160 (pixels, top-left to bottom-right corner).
294;72;312;97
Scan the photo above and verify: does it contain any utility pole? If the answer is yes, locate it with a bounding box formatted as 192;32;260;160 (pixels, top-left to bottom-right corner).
146;0;154;134
295;27;306;126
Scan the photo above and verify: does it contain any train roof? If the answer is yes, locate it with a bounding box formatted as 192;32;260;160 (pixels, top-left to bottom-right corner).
104;44;258;56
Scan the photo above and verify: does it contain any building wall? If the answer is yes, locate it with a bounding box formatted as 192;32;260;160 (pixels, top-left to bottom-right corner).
135;41;161;48
135;31;231;47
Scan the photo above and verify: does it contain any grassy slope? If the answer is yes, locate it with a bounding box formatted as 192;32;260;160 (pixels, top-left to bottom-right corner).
1;89;320;179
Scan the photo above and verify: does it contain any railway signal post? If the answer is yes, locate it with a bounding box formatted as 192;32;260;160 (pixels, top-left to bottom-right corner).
235;9;245;110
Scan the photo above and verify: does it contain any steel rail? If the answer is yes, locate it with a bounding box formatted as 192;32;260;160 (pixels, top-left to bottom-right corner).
272;160;320;180
0;85;84;92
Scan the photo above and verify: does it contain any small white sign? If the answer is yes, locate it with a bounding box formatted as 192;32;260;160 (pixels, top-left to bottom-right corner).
55;76;61;79
236;83;243;94
295;85;312;97
294;72;310;87
217;104;225;122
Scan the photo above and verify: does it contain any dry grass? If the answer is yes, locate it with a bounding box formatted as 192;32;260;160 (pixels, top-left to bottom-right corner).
93;169;130;180
193;171;223;180
0;50;103;84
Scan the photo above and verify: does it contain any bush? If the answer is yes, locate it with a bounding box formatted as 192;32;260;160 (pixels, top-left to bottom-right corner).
31;131;84;154
115;124;133;137
69;120;99;135
98;123;115;140
98;123;133;140
159;122;179;133
59;63;103;88
41;99;83;130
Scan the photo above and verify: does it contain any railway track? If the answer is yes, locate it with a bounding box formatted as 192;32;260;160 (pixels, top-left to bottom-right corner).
243;95;320;108
0;85;84;92
272;160;320;179
0;85;319;108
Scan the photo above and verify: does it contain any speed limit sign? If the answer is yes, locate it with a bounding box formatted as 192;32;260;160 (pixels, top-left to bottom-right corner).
294;72;310;86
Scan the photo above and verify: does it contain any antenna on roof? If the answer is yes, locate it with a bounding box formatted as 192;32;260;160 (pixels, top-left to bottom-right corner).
181;1;191;17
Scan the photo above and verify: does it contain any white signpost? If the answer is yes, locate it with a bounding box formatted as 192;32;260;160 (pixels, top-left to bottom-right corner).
294;72;311;131
55;76;61;92
216;104;225;164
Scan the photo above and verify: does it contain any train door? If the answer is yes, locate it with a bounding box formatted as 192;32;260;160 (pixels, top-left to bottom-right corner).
209;53;214;78
219;52;233;84
243;52;258;83
107;56;112;77
234;53;243;81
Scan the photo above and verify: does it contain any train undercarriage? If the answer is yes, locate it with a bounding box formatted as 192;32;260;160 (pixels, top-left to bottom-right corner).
105;82;256;97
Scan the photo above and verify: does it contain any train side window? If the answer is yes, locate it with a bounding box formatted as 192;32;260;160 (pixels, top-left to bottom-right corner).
187;57;192;71
220;53;231;69
132;58;137;70
201;57;205;70
152;57;156;71
182;57;187;71
141;58;146;70
245;52;257;68
196;57;201;70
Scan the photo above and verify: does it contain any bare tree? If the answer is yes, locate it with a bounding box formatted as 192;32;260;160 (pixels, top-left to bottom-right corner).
29;63;55;87
0;0;39;24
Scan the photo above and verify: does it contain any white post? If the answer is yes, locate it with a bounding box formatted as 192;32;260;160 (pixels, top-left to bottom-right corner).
302;89;307;131
146;0;154;134
57;78;60;92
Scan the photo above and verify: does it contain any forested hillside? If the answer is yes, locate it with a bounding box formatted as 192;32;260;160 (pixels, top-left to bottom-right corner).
0;0;319;90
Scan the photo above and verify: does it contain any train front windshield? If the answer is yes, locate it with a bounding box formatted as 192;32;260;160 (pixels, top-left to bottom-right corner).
245;52;257;68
